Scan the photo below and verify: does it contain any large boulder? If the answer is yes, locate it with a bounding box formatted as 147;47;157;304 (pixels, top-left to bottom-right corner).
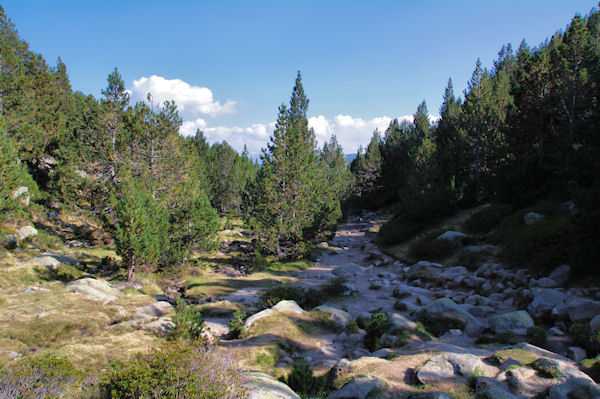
18;225;37;241
547;377;600;399
244;309;274;328
135;301;174;319
417;353;485;384
590;315;600;332
527;288;567;318
328;375;386;399
418;298;485;337
489;311;535;335
407;261;443;281
387;312;417;332
66;278;120;304
245;371;300;399
315;305;352;328
437;230;466;242
26;252;80;269
332;263;364;277
554;297;600;322
272;300;304;314
548;265;571;286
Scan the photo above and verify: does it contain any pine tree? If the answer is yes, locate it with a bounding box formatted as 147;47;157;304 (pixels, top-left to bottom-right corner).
244;72;329;259
107;169;167;282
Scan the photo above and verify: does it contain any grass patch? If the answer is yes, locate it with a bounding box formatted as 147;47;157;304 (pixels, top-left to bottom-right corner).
493;348;538;366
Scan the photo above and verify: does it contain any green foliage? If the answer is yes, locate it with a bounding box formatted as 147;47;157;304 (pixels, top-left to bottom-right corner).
464;203;513;234
244;72;341;259
409;236;460;261
281;361;328;399
364;313;388;352
250;250;270;272
0;131;37;221
0;355;83;398
258;277;347;310
228;310;246;339
345;320;360;335
531;358;562;379
570;324;600;357
102;341;247;398
500;217;573;271
52;263;83;282
527;326;547;347
105;169;167;281
169;298;206;342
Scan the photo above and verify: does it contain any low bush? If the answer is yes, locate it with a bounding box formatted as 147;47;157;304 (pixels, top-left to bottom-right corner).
102;342;247;398
169;298;206;342
500;217;573;272
527;326;547;347
408;237;459;261
228;310;246;339
364;313;388;352
258;277;347;310
464;203;513;234
570;323;600;357
0;355;83;398
53;263;84;282
280;361;328;399
345;320;360;335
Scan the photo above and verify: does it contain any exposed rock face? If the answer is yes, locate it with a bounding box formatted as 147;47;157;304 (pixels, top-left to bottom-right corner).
315;305;352;328
244;309;274;328
12;186;30;206
555;297;600;322
328;375;385;399
66;278;120;304
245;371;300;399
437;230;466;242
547;377;600;399
26;252;80;269
134;301;174;318
387;312;417;332
418;298;485;337
332;263;364;277
417;353;485;384
18;225;37;240
590;314;600;332
272;300;304;314
489;311;535;335
527;288;567;318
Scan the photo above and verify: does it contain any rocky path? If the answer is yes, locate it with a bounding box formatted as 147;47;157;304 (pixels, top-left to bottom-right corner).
220;214;600;398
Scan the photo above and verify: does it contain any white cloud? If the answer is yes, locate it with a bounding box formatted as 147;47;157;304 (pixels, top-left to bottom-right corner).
179;114;438;158
130;75;236;118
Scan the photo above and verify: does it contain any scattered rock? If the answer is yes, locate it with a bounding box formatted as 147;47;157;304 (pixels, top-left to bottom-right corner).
527;288;567;318
418;298;485;337
18;225;37;240
66;278;120;304
12;186;30;206
534;277;559;288
483;388;517;399
590;315;600;332
26;252;80;269
409;393;451;399
244;309;274;328
272;300;304;314
134;301;174;318
437;230;466;242
547;377;600;399
387;312;417;332
17;284;50;294
246;371;301;399
558;297;600;322
332;264;364;277
140;317;173;335
567;346;587;362
417;353;485;384
548;265;571;286
328;375;385;399
489;311;535;336
523;212;544;225
315;305;352;328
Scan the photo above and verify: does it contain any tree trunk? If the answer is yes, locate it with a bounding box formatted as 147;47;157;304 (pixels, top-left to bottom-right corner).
127;254;135;282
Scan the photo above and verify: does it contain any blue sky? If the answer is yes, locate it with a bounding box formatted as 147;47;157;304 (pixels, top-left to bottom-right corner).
3;0;596;155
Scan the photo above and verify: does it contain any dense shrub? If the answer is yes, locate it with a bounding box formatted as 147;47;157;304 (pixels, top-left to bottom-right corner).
258;278;347;310
464;203;513;234
228;310;246;339
408;237;459;261
0;355;83;398
169;298;206;342
364;313;388;352
102;342;247;398
280;361;328;399
500;217;572;271
570;324;600;357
